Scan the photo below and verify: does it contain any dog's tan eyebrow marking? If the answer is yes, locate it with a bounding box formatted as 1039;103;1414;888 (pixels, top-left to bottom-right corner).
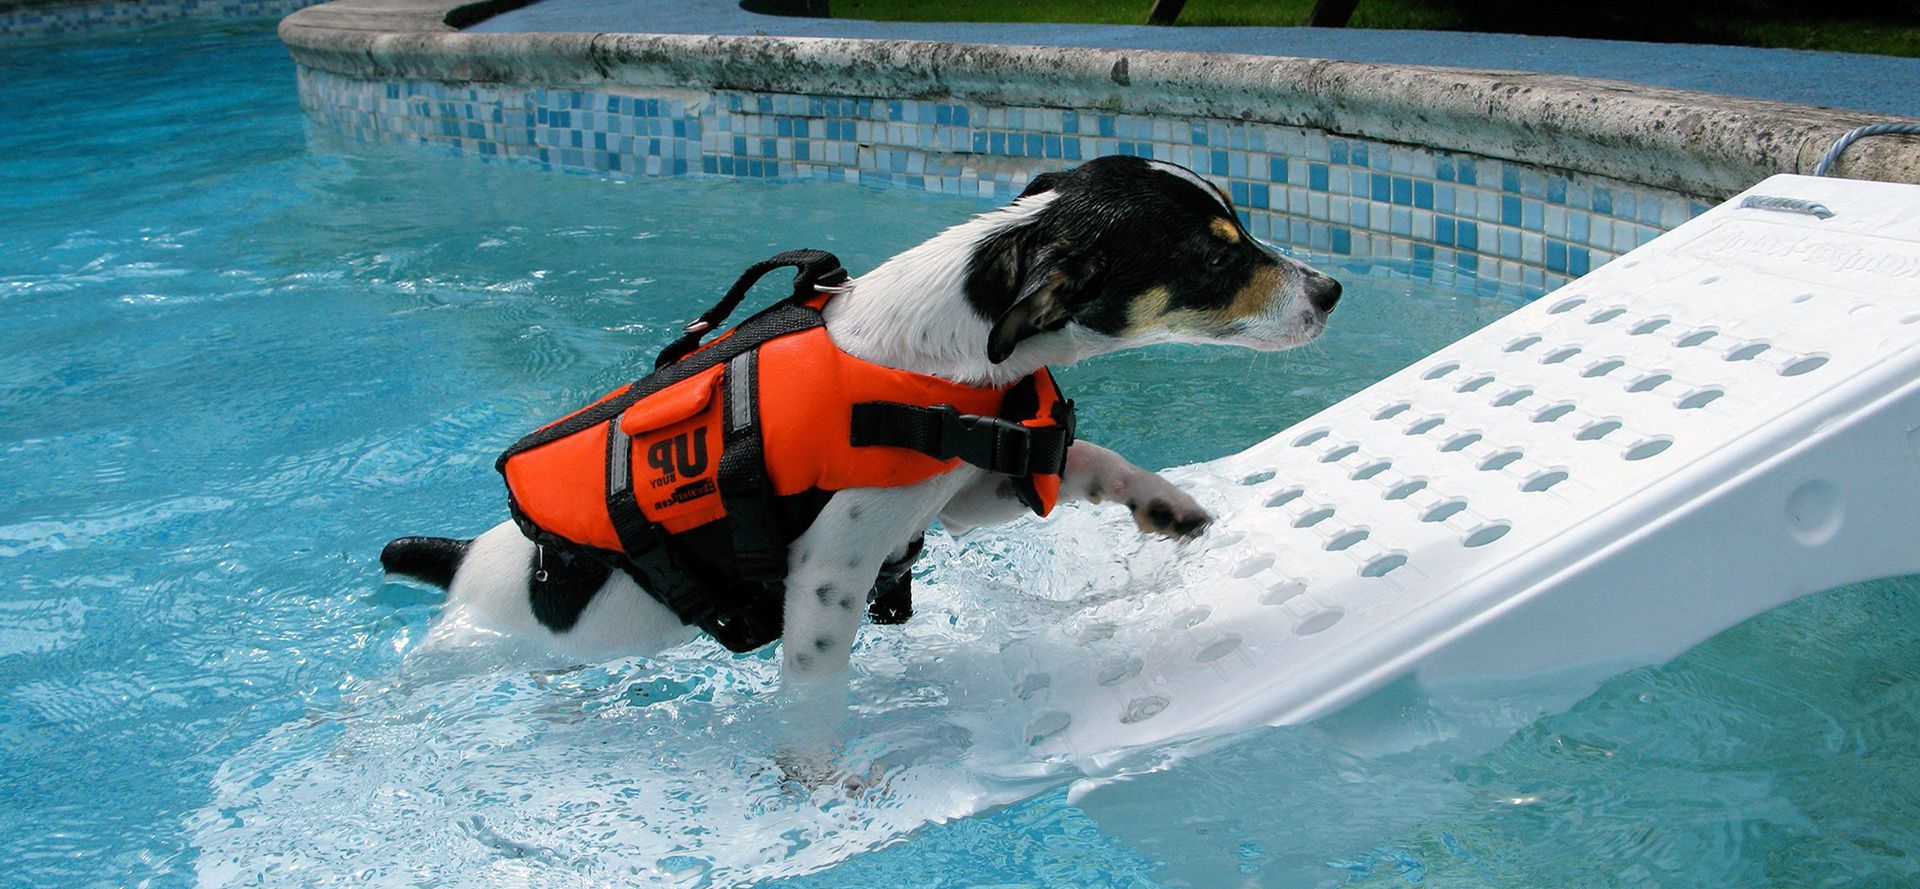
1210;218;1242;243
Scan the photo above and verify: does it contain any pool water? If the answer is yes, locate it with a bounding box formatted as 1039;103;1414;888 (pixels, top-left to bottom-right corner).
3;22;1918;888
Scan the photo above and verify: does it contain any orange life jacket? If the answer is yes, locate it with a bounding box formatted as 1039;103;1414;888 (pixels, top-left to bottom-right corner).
497;250;1075;652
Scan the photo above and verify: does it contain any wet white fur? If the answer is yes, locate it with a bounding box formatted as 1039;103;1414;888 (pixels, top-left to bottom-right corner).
415;168;1330;769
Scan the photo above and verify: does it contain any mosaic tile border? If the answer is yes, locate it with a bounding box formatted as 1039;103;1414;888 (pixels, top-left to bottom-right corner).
299;66;1714;298
0;0;317;43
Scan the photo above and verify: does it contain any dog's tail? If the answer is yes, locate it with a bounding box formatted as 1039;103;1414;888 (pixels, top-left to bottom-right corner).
380;536;471;589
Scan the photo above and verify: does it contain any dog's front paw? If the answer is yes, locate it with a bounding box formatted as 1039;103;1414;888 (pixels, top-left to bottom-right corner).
1125;477;1212;540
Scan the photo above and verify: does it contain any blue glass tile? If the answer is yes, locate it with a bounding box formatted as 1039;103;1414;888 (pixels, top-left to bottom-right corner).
536;107;548;125
1310;164;1329;191
1689;201;1710;218
1501;167;1521;193
891;152;907;172
935;105;952;126
1190;124;1209;146
1230;181;1250;206
1269;157;1288;184
1523;200;1544;231
757;96;773;114
1414;244;1435;264
1371;173;1390;201
1351;143;1369;168
794;119;809;138
1135;142;1154;159
1211;150;1229;175
953;106;970;127
1025;135;1044;158
606;95;618;113
719;156;734;175
570;91;583;110
1592;187;1613;215
972;132;987;153
1435;184;1455;212
795;140;809;161
1236;209;1251;227
1498;229;1521;259
762;138;776;157
1251;183;1270;209
1332;227;1352;254
1546;240;1568;273
1391;208;1413;237
1061;110;1077;133
1457;158;1477;186
990;132;1006;154
571;130;583;148
1436;216;1456;245
1065;139;1082;160
1329;141;1348;165
887;100;903;121
1098;115;1116;137
1569;247;1591;276
1045;135;1063;158
732;136;747;155
1117;141;1135;157
1457;253;1479;274
1392;177;1412;205
1414;181;1434;210
1436;156;1454;181
1569;212;1590;243
776;118;792;137
1547;177;1567;204
1501;195;1521;227
607;153;621;171
593;131;605;149
1351;201;1370;228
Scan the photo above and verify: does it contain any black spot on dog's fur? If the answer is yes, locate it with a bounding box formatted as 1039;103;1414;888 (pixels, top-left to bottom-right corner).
846;506;863;522
526;545;615;632
814;636;835;652
1146;499;1175;531
838;596;857;610
793;652;813;670
815;585;834;605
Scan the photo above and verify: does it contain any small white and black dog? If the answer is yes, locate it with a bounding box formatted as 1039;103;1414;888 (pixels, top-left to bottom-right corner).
384;155;1339;762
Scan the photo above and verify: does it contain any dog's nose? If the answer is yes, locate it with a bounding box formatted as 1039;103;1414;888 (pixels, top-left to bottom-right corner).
1306;274;1342;313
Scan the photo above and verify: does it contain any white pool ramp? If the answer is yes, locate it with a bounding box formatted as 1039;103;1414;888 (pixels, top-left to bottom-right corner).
999;173;1920;770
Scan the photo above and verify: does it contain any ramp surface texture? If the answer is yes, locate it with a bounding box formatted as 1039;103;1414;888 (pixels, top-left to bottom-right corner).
999;174;1920;770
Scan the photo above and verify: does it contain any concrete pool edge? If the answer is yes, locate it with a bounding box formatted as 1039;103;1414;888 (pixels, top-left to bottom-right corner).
279;0;1920;199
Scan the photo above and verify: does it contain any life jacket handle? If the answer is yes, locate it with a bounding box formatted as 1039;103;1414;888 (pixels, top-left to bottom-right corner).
655;249;849;370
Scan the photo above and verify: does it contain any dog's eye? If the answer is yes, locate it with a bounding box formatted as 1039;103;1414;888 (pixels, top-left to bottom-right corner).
1207;246;1232;268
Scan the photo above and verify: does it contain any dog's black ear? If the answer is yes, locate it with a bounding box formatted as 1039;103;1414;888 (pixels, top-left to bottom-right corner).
986;269;1074;364
1017;171;1068;199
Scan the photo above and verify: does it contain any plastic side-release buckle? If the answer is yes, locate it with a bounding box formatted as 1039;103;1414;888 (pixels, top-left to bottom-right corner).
935;405;1033;477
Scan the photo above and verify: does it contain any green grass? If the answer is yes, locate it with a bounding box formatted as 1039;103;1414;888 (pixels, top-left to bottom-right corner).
830;0;1920;58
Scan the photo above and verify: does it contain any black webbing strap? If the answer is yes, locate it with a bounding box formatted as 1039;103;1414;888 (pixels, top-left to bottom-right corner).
655;249;848;370
603;419;713;624
848;402;1074;477
716;352;787;583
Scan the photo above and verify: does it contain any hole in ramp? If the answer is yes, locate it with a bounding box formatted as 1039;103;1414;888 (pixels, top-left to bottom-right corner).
1479;450;1524;471
1676;388;1724;409
1780;355;1827;377
1548;297;1585;314
1521;470;1569;492
1265;487;1305;508
1675;329;1717;348
1628;373;1672;392
1325;528;1370;551
1240;470;1276;485
1195;637;1242;663
1463;522;1512;547
1351;460;1392;480
1360;554;1406;578
1374;401;1412;421
1121;696;1170;724
1384;479;1427;500
1295;609;1345;635
1577;419;1622;441
1293;428;1330;447
1625;437;1673;461
1232;555;1274;578
1422;500;1468;522
1422;361;1460;380
1493;388;1532;407
1533;403;1575;423
1505;335;1542;352
1406;416;1445;435
1726;342;1770;361
1441;432;1482;452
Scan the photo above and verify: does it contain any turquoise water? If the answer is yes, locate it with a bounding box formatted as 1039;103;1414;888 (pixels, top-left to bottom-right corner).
2;22;1917;888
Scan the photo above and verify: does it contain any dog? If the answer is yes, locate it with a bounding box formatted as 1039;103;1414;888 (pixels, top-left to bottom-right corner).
382;155;1340;768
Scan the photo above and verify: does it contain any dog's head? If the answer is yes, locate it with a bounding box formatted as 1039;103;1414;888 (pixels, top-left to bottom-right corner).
967;155;1340;364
